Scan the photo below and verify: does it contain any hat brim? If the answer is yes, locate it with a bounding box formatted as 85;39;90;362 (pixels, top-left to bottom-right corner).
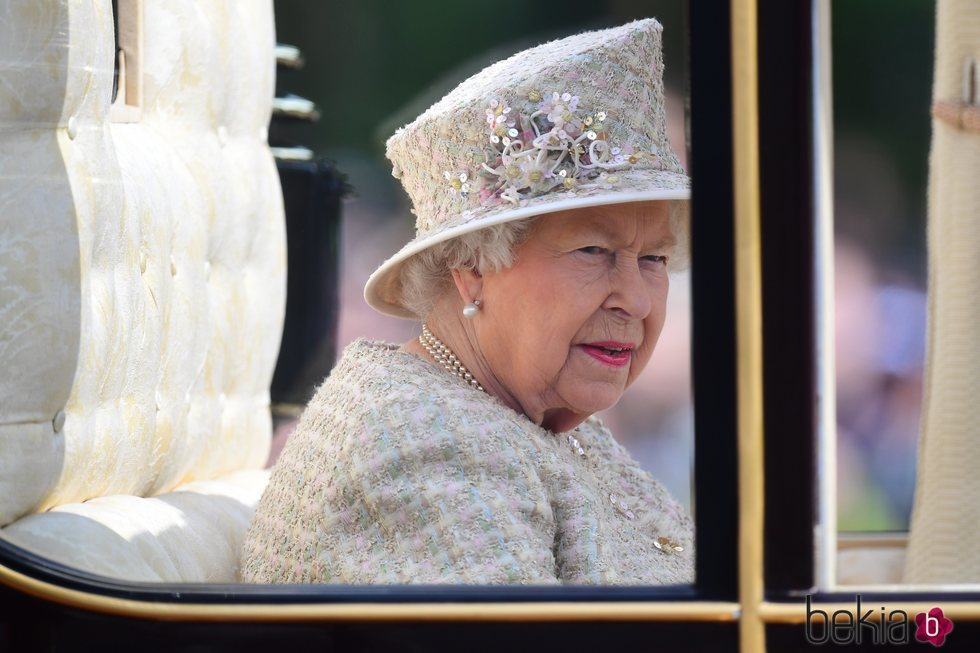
365;168;691;319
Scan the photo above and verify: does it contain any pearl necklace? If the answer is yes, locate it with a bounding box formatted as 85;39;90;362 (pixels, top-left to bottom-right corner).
416;323;674;532
419;327;592;457
419;324;484;392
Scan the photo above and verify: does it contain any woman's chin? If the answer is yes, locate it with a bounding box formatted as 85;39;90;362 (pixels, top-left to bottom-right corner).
539;383;622;431
562;355;630;409
562;384;625;417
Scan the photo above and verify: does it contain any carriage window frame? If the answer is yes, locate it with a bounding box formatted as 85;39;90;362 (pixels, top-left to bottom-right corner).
0;0;738;628
759;3;980;649
11;1;980;648
810;0;980;595
760;0;980;611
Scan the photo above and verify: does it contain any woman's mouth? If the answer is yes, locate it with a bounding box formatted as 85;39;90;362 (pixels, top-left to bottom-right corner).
579;342;634;367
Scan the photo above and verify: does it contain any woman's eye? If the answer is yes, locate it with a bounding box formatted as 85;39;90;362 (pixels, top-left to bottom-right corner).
578;246;606;255
642;254;668;265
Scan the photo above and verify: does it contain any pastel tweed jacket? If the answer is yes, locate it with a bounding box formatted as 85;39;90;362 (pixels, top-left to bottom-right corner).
240;339;694;585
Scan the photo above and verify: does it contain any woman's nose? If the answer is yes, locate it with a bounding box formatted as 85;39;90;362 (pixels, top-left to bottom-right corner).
602;259;652;320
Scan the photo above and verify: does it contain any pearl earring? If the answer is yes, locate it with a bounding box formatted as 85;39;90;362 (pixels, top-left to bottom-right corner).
462;299;482;318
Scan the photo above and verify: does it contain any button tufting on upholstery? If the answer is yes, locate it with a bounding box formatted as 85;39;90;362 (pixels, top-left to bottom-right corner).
52;410;66;433
0;0;285;541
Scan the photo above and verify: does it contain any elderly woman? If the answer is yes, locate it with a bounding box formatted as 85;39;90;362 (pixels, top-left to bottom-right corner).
241;18;694;585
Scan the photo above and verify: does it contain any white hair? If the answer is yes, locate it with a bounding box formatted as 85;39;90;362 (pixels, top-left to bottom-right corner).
399;200;688;320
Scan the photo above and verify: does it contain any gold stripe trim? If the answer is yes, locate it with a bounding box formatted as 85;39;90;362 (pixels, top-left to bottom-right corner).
0;563;738;623
759;601;980;624
731;0;764;651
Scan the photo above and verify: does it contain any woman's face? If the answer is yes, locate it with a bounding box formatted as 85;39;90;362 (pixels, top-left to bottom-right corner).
474;201;674;431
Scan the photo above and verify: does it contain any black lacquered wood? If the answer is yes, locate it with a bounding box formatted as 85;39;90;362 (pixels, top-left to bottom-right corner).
768;620;980;652
0;582;739;653
757;0;818;594
688;0;740;602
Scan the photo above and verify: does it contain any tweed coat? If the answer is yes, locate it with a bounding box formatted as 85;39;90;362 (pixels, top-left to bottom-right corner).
240;339;694;584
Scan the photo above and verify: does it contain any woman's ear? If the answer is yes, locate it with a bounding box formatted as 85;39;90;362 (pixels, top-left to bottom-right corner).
450;268;484;306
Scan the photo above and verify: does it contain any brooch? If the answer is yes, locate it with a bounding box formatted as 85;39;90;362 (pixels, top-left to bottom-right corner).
654;536;684;554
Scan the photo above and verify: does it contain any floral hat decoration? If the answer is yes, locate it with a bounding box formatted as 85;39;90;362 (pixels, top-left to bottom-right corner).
366;18;690;318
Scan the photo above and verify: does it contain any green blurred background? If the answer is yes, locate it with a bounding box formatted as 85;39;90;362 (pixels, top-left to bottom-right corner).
273;0;688;157
830;0;934;533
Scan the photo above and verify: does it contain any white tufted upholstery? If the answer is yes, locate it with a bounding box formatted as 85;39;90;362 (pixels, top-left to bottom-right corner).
0;0;285;581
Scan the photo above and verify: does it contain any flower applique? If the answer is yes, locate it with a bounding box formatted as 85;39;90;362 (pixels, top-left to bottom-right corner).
443;171;472;197
444;90;649;207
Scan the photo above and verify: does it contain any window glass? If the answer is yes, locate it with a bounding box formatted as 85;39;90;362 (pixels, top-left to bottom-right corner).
831;0;933;534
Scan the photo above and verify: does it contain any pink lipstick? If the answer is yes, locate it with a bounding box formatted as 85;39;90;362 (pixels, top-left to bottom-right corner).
579;341;634;367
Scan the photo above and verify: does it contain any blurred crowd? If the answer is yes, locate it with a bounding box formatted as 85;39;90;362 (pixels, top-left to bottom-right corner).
834;139;927;532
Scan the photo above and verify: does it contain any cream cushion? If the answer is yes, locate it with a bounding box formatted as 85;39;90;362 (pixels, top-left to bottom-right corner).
0;0;284;529
1;470;271;583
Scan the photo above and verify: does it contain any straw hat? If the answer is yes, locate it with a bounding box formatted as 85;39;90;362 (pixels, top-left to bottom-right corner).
366;18;690;319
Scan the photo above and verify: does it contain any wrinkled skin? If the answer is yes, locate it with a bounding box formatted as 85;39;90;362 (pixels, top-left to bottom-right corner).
403;201;675;433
